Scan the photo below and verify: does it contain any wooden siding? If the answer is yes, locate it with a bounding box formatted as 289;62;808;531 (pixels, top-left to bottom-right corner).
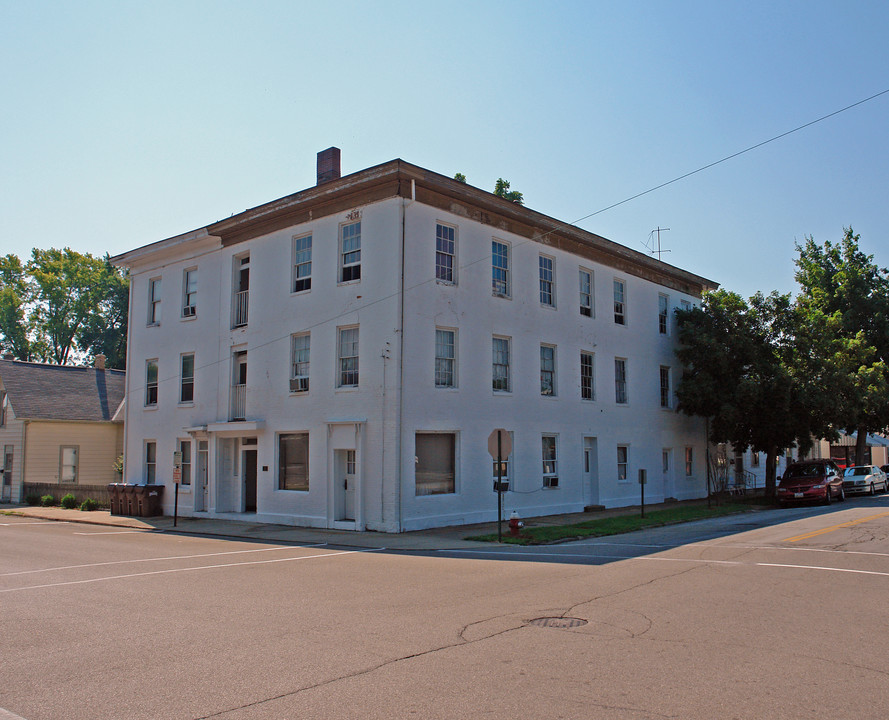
24;421;123;486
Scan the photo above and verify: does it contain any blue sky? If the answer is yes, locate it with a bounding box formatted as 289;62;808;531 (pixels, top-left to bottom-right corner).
1;1;887;298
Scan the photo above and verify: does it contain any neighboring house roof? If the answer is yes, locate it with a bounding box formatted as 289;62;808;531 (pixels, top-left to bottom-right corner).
0;360;126;423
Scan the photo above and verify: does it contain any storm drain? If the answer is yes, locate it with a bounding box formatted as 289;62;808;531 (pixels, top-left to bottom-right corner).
528;617;588;629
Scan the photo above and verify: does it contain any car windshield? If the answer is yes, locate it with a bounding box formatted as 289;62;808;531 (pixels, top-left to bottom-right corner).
785;464;826;479
845;467;872;476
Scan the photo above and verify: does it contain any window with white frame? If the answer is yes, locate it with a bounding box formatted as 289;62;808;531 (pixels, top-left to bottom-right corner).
492;336;510;392
685;446;694;476
614;357;628;404
180;353;194;403
178;438;192;486
658;293;668;334
290;333;310;392
148;277;161;324
579;268;593;317
659;366;671;408
751;452;761;468
539;255;554;306
145;441;157;484
540;344;556;396
435;223;456;283
617;445;629;480
542;435;558;487
581;351;595;401
293;234;312;292
680;299;692;311
182;269;197;317
59;446;78;483
415;432;456;496
0;390;7;426
279;432;309;491
435;328;456;388
613;278;626;325
146;359;158;406
337;327;359;387
340;222;361;283
492;240;510;297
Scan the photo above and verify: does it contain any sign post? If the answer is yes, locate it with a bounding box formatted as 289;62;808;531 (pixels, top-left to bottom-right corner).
487;429;513;542
639;468;647;518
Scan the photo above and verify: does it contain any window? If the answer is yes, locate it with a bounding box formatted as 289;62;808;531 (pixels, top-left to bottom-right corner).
178;439;192;486
60;446;78;483
751;452;761;468
662;449;671;475
279;433;309;491
0;390;7;426
148;277;161;324
680;299;692;312
145;441;156;484
617;445;629;480
492;432;512;491
659;366;671;408
340;222;361;282
614;358;627;404
415;432;456;495
658;293;668;334
233;254;249;328
492;336;510;392
581;351;595;401
146;359;158;406
685;447;694;476
338;327;359;387
613;279;626;325
435;328;456;388
293;234;312;292
579;268;593;317
435;223;456;283
540;344;556;396
290;333;310;392
182;268;197;317
539;255;554;306
492;240;510;297
542;435;558;487
180;353;194;403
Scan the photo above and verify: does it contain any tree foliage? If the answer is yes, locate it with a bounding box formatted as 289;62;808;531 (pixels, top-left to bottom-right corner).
493;178;524;205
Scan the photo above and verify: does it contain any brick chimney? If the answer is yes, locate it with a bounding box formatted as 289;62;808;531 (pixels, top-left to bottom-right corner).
94;354;106;370
317;147;341;185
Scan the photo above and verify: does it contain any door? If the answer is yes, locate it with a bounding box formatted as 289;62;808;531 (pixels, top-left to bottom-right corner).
583;437;599;507
1;446;12;502
195;440;209;511
244;449;257;512
334;449;356;521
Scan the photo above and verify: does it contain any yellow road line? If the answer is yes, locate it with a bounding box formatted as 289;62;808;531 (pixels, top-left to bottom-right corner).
784;511;889;542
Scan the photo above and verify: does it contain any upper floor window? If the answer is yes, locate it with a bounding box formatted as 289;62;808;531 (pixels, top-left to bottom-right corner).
435;223;456;284
492;336;511;392
579;268;593;317
613;279;626;325
614;357;628;404
290;333;310;393
293;234;312;293
680;299;692;312
340;222;361;283
182;269;197;317
180;353;194;403
338;327;359;387
145;359;158;406
0;390;7;426
492;240;510;297
435;328;456;388
581;351;595;401
660;366;671;408
539;255;555;306
658;293;669;334
233;254;249;328
540;344;556;396
148;277;161;325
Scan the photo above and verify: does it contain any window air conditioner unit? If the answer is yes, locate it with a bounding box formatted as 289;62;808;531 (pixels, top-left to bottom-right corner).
493;480;509;493
543;476;559;488
290;378;308;392
182;305;196;317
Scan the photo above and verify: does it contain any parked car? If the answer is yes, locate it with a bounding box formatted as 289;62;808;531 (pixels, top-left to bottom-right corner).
777;459;844;507
842;465;888;495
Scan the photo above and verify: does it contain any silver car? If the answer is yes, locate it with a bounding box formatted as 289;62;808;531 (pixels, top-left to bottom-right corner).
842;465;888;495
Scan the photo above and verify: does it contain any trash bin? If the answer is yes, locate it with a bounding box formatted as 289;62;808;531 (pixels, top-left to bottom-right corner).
121;484;137;516
106;484;122;515
135;484;165;517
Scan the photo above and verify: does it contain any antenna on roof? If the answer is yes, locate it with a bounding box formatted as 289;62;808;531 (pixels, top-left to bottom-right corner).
644;227;671;261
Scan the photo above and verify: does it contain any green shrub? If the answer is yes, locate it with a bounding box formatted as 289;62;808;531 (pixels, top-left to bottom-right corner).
80;498;99;512
40;494;56;507
60;493;77;509
25;494;42;506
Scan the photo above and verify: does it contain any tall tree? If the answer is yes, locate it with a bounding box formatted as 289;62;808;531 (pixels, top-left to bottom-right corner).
77;256;129;369
493;178;524;205
0;254;33;360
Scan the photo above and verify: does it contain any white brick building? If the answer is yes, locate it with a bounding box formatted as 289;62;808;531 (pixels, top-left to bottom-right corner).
112;149;717;532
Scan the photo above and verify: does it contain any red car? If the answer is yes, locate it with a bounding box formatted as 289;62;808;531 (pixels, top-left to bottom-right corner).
777;459;845;507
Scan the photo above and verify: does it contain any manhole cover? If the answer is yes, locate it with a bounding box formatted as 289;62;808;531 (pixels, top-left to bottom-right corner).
528;617;588;629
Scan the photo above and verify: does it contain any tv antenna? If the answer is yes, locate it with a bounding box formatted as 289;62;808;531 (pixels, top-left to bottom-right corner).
645;227;671;261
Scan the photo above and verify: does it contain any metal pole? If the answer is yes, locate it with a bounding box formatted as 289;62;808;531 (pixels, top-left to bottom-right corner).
174;482;179;527
640;476;645;518
497;432;503;543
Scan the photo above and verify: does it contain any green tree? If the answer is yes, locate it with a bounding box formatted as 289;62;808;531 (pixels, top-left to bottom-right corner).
0;254;33;360
453;172;467;183
77;256;129;369
493;178;524;205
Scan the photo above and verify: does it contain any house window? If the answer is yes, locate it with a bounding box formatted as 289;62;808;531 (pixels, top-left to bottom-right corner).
680;299;692;311
492;240;510;297
542;435;558;487
415;432;456;496
492;336;510;392
178;439;192;486
145;441;156;484
435;223;456;283
180;353;194;403
0;390;7;426
539;255;554;306
659;366;671;408
663;449;671;474
579;268;593;317
182;268;197;317
338;326;359;387
581;351;595;401
685;447;694;476
751;452;761;468
540;344;556;396
233;254;250;328
340;222;361;283
658;293;668;334
148;277;161;325
435;328;456;388
290;333;310;392
146;359;158;406
492;431;512;491
617;445;629;480
614;358;628;404
59;446;78;483
293;234;312;292
279;432;309;491
613;279;626;325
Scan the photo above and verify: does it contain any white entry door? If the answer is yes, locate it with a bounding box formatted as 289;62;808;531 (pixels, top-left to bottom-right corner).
342;450;356;521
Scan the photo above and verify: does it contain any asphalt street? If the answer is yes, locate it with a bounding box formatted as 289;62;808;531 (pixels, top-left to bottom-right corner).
3;496;889;719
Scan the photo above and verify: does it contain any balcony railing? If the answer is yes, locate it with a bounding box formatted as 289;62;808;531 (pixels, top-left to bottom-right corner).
233;290;249;328
230;384;246;421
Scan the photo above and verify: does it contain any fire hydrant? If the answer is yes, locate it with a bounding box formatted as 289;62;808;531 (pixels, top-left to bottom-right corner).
508;511;524;537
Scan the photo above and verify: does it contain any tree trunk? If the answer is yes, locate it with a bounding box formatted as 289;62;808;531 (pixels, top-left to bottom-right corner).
855;424;868;467
765;445;778;498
